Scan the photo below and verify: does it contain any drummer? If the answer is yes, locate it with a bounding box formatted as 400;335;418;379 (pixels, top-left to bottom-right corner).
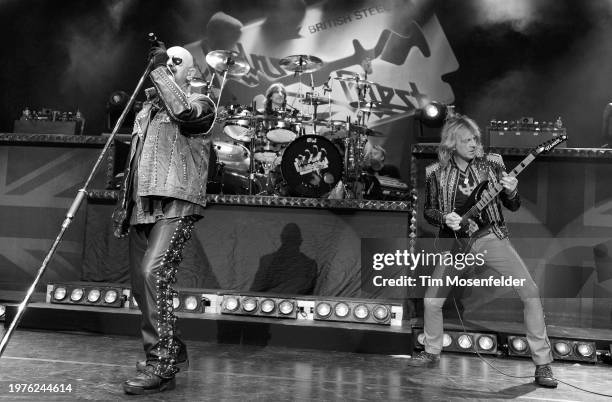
263;83;287;115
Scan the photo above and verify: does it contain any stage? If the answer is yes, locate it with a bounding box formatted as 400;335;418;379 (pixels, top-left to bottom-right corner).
0;327;611;401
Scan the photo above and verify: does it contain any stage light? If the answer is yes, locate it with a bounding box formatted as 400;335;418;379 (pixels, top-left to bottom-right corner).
478;335;495;351
278;300;294;315
414;329;497;355
47;283;129;308
224;296;240;312
314;300;399;325
554;341;571;357
261;299;276;314
416;101;448;127
243;298;258;313
334;302;350;318
87;289;101;303
184;296;198;311
442;333;453;348
372;305;389;321
417;332;426;346
575;343;595;358
508;335;530;356
53;287;67;301
457;334;473;350
353;304;369;320
316;302;332;318
221;294;298;319
172;296;181;310
0;305;5;320
104;290;118;304
424;103;441;119
70;288;84;302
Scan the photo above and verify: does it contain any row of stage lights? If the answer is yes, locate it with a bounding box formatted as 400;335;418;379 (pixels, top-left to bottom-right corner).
413;329;498;355
508;335;597;363
46;282;403;326
45;282;605;362
413;329;598;363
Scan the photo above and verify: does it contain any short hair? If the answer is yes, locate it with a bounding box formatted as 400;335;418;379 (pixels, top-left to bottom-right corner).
438;114;484;167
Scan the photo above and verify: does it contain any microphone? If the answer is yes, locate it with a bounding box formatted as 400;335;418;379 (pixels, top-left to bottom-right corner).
147;32;158;44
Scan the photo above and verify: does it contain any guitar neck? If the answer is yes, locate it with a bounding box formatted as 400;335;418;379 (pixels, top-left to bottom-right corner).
464;153;536;219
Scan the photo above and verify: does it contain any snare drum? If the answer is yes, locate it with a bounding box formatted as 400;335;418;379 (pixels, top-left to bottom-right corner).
266;118;298;144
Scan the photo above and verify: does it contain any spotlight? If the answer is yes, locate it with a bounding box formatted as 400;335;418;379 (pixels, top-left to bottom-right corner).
53;287;67;301
243;298;258;313
87;289;101;303
508;336;530;356
353;304;369;320
334;302;350;318
104;290;118;304
184;296;199;311
278;300;294;315
457;334;473;350
442;333;453;348
416;101;447;127
224;296;240;312
554;341;571;357
315;302;332;318
372;305;389;321
261;299;276;314
172;296;181;310
575;343;595;358
417;332;426;345
477;335;495;351
70;288;84;302
0;305;5;320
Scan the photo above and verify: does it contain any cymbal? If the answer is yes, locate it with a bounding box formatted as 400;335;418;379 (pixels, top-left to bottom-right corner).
334;75;375;85
350;124;386;137
279;54;323;73
301;119;345;128
206;50;250;76
349;101;386;113
299;96;333;106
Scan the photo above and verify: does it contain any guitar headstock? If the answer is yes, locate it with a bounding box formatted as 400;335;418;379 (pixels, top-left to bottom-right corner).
533;134;568;156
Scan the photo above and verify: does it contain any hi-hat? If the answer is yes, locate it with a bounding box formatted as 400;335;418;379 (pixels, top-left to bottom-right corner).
349;101;386;113
299;96;334;106
334;75;375;86
206;50;250;76
279;54;323;73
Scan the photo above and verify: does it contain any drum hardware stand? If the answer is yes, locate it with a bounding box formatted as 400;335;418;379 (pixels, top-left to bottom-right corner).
0;55;157;358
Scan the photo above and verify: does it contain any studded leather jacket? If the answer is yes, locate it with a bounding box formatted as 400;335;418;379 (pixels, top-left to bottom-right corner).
112;66;216;237
424;153;520;239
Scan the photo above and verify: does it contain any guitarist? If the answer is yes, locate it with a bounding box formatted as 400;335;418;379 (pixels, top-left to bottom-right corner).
406;115;557;388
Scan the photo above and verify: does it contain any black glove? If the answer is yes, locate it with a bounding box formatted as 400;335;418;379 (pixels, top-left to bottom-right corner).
148;40;168;68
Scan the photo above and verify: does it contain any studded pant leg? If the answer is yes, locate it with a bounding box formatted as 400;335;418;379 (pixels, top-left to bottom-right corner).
129;216;196;378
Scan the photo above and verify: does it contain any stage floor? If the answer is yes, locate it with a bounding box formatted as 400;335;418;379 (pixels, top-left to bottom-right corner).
0;329;610;401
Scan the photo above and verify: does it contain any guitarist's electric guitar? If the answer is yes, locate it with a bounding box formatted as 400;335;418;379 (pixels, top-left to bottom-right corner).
450;135;568;251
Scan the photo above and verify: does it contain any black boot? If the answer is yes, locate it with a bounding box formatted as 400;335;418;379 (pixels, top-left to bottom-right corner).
404;351;440;368
534;364;558;388
123;366;176;395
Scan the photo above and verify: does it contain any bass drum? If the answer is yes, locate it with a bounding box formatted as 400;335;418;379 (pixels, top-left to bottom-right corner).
280;135;343;198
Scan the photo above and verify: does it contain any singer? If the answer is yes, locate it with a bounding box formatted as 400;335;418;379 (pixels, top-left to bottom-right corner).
112;41;216;395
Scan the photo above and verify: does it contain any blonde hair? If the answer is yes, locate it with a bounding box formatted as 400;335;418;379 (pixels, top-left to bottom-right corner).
438;114;484;167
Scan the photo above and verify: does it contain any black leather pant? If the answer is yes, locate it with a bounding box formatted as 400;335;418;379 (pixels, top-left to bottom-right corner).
129;216;196;378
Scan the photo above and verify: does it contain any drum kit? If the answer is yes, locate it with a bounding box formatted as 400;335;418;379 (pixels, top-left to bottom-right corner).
203;50;385;198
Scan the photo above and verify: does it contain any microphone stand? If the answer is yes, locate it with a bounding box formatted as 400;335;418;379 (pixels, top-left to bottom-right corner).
0;58;155;358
